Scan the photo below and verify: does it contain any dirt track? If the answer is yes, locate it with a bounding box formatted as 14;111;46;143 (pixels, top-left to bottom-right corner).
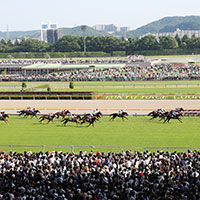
0;100;199;114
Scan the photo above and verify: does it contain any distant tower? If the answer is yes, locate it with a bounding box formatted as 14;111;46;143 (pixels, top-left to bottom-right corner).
81;25;87;52
6;25;10;41
41;23;48;42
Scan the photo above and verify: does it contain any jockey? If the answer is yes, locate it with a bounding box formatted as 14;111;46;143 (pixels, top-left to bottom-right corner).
172;111;177;116
48;113;53;118
89;113;94;119
31;108;35;112
157;108;164;114
71;113;76;121
62;110;66;115
0;112;4;119
93;109;99;115
118;109;124;116
26;107;31;112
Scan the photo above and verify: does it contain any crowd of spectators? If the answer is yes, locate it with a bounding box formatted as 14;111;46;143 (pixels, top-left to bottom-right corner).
0;56;143;66
0;150;200;199
1;64;200;81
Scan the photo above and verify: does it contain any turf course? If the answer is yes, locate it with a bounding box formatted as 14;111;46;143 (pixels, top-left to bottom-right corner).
0;115;200;153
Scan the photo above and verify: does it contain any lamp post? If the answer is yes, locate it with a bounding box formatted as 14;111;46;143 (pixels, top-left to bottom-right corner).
81;25;87;53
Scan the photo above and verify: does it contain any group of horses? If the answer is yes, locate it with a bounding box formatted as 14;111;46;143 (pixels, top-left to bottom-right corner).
16;109;129;127
148;108;184;123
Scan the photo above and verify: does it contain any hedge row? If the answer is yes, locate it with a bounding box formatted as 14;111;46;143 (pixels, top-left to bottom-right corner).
134;48;200;56
0;51;126;59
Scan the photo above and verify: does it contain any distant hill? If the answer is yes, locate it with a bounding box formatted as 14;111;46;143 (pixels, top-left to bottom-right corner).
60;26;110;37
0;26;110;40
0;30;40;40
1;16;200;40
128;16;200;37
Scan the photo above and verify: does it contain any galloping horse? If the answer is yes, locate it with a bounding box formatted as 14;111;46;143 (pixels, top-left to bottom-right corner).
148;111;161;120
0;114;9;123
39;114;56;124
61;115;81;126
17;110;27;116
82;111;103;122
109;112;128;121
81;116;98;127
24;110;40;118
54;110;71;119
163;112;183;123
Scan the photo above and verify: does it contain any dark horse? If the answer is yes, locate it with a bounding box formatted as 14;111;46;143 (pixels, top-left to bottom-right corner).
148;111;162;120
61;115;81;126
109;112;128;121
163;112;183;123
81;111;103;122
24;110;40;118
39;114;56;124
0;114;9;123
54;110;71;119
81;116;98;127
17;109;27;116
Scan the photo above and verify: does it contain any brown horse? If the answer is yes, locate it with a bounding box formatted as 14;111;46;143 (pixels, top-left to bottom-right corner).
109;112;128;121
54;110;71;119
39;114;56;124
24;110;40;118
0;114;9;124
61;115;81;126
81;116;99;127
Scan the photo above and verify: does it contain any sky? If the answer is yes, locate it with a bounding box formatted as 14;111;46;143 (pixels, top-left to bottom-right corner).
1;0;200;31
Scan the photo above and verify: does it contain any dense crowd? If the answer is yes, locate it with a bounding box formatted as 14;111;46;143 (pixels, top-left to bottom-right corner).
1;64;200;81
0;56;143;66
0;150;200;199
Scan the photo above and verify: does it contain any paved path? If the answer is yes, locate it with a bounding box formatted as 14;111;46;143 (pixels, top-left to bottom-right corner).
0;100;199;114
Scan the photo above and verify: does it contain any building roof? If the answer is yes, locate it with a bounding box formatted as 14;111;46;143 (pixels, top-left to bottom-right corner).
21;63;126;70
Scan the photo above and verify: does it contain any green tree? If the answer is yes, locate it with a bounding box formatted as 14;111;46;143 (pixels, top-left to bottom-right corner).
135;35;160;51
175;34;181;47
159;36;178;49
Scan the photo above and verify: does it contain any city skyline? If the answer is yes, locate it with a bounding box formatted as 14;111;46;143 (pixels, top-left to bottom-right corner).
1;0;200;31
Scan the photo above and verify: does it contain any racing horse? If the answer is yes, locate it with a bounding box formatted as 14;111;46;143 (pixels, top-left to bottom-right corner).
163;112;183;123
17;109;27;116
24;110;40;118
39;114;56;124
54;110;71;119
148;110;162;120
81;116;99;127
109;112;128;121
81;111;103;122
61;115;81;126
0;113;9;124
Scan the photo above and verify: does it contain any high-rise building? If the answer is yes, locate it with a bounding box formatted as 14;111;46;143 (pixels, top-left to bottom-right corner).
141;29;200;39
120;27;131;32
47;29;62;44
93;24;130;33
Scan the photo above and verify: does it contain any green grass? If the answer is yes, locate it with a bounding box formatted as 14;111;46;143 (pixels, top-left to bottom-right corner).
0;116;200;153
1;81;200;96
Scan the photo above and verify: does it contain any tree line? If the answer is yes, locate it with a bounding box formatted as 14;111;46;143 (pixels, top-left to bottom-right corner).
0;34;200;55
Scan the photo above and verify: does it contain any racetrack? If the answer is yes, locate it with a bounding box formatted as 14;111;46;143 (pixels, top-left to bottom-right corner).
0;100;199;114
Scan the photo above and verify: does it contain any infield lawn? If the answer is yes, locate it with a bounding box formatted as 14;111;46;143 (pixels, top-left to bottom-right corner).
0;116;200;153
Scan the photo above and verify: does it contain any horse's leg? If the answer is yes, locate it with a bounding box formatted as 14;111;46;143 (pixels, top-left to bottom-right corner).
124;116;128;120
39;118;44;123
177;117;183;123
87;122;92;127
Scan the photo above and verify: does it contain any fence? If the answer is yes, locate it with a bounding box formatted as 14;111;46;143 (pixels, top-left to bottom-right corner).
0;144;200;153
1;83;200;91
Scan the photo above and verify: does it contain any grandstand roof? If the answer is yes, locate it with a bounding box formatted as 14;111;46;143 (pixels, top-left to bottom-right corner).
21;63;126;70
